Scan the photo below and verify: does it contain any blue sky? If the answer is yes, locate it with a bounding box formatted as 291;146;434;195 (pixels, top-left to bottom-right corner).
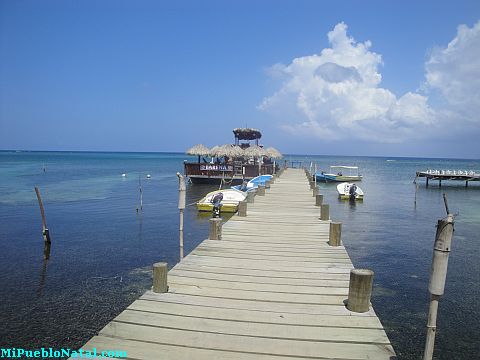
1;0;479;158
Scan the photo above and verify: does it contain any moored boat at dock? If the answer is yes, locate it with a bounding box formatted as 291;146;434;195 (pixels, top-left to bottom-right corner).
337;182;364;200
196;188;247;212
316;165;363;182
231;174;273;192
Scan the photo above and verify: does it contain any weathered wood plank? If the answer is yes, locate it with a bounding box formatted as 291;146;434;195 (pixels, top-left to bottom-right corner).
72;169;396;360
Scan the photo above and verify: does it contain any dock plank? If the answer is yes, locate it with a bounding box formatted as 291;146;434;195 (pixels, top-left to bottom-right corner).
72;169;396;359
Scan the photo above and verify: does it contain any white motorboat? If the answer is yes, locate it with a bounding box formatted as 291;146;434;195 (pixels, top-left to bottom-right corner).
196;188;247;212
337;182;364;200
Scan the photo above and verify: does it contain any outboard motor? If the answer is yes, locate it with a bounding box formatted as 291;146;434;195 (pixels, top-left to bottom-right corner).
211;192;224;218
349;184;357;201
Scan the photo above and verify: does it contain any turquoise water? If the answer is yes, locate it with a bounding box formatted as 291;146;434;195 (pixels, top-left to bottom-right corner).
0;151;479;359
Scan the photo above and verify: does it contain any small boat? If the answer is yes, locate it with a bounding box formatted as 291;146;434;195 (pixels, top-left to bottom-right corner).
231;175;273;192
196;188;247;213
337;182;364;200
316;166;362;182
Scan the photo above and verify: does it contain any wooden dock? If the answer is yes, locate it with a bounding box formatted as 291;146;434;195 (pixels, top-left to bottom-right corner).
75;168;396;359
416;170;480;187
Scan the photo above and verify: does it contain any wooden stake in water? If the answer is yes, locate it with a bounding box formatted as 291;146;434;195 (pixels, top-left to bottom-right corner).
423;195;455;360
34;187;51;260
176;173;186;260
138;175;143;212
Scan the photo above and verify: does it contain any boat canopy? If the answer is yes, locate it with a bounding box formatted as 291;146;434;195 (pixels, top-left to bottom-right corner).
330;166;358;169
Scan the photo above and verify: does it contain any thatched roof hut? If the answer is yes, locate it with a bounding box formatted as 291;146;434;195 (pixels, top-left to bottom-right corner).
186;144;211;162
265;147;283;159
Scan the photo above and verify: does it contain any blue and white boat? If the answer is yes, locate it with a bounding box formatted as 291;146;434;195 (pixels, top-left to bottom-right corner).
232;175;273;192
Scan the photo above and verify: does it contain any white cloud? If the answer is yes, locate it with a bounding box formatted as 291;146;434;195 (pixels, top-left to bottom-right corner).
258;22;462;143
425;21;480;120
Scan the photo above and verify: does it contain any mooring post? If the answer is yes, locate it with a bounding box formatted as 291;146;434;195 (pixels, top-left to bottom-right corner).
34;187;51;260
313;186;319;197
320;204;330;220
315;194;323;206
347;269;374;313
209;218;223;240
246;191;255;203
152;262;168;293
265;180;271;189
329;222;342;246
238;200;247;217
257;184;266;196
423;212;455;360
176;173;186;260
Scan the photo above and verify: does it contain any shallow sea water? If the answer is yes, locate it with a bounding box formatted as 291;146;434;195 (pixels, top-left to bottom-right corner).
0;151;478;359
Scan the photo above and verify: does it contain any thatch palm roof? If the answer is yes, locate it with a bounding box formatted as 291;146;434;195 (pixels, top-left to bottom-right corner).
186;144;210;156
210;144;244;158
265;147;283;159
244;145;267;157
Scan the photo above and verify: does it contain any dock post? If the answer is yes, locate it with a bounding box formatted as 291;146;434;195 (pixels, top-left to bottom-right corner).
34;187;51;260
347;269;374;313
320;204;330;220
176;173;186;260
246;191;255;203
426;177;429;188
315;194;323;206
423;213;455;360
238;200;247;217
152;262;168;293
257;184;266;196
265;180;271;189
209;218;223;240
329;222;342;246
313;186;319;197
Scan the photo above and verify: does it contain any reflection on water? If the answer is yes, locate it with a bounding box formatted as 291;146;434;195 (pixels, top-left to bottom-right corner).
36;260;49;298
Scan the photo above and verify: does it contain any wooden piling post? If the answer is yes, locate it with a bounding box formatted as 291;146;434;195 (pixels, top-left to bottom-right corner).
313;186;319;197
209;218;222;240
176;173;186;260
320;204;330;220
329;222;342;246
34;187;51;260
152;262;168;293
265;180;271;189
315;194;323;206
423;213;455;360
257;184;265;196
347;269;374;313
238;200;247;217
246;191;255;203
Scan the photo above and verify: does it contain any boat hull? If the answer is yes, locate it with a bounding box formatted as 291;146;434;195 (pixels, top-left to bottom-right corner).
196;203;239;212
316;173;362;182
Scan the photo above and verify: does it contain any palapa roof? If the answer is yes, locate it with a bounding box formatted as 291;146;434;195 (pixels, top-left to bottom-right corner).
186;144;210;156
233;128;262;140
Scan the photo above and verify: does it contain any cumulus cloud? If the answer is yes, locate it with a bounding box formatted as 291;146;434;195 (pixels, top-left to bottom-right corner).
425;21;480;120
259;21;480;143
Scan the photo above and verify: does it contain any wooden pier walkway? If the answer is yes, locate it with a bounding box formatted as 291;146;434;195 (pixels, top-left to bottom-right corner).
75;168;396;359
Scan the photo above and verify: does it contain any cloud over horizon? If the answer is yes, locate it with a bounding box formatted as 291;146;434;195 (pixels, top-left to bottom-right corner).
259;21;480;144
